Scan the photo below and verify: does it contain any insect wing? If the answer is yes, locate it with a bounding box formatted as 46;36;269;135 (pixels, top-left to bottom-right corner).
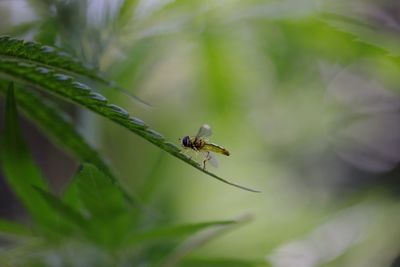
208;152;219;168
196;124;212;138
203;151;219;168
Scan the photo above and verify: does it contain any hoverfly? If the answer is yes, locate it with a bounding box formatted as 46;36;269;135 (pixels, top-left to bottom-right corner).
181;124;230;170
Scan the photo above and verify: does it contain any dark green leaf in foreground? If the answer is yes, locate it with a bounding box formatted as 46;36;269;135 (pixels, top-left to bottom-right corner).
0;36;148;105
0;219;32;237
64;163;136;248
73;163;127;218
0;82;57;227
0;36;103;84
0;83;130;201
33;187;88;232
0;48;259;192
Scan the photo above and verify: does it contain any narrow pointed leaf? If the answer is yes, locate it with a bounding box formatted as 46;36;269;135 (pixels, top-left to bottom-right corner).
0;36;147;105
64;164;136;247
321;13;400;57
0;82;131;202
125;220;235;245
73;163;127;218
0;219;32;237
33;186;88;230
162;214;253;267
0;36;102;84
1;82;57;227
116;0;139;28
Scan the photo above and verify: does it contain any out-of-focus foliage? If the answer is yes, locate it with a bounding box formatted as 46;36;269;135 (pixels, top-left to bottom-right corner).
1;0;400;266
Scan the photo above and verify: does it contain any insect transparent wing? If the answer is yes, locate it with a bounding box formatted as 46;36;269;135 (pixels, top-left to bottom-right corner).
208;152;219;168
202;151;219;168
196;124;212;138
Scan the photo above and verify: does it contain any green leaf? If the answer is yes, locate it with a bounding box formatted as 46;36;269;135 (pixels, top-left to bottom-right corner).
64;163;136;248
34;173;134;247
163;214;253;267
33;186;88;231
34;18;58;45
0;38;259;192
0;82;130;201
321;12;400;57
116;0;139;28
0;219;32;237
138;215;252;266
0;36;102;84
73;163;128;218
125;220;235;245
0;82;57;227
0;36;148;105
62;164;135;248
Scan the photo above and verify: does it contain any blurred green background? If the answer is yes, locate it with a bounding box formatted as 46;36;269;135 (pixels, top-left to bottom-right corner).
1;0;400;266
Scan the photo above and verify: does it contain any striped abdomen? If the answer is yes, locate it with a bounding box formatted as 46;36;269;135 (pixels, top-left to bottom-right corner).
202;143;230;156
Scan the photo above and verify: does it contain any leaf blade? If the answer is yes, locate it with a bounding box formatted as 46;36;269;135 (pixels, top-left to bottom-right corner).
33;186;88;231
125;220;235;245
1;82;57;227
0;82;131;200
0;36;148;105
0;219;32;237
64;163;136;248
0;36;101;84
74;163;128;218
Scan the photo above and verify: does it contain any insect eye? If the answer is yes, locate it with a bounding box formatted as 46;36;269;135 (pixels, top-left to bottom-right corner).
182;136;190;147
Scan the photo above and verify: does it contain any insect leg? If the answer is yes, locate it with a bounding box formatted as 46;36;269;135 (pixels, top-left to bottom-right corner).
202;151;210;170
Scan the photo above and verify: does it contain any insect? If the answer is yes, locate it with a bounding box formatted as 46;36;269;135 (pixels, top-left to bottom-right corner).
181;124;230;170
